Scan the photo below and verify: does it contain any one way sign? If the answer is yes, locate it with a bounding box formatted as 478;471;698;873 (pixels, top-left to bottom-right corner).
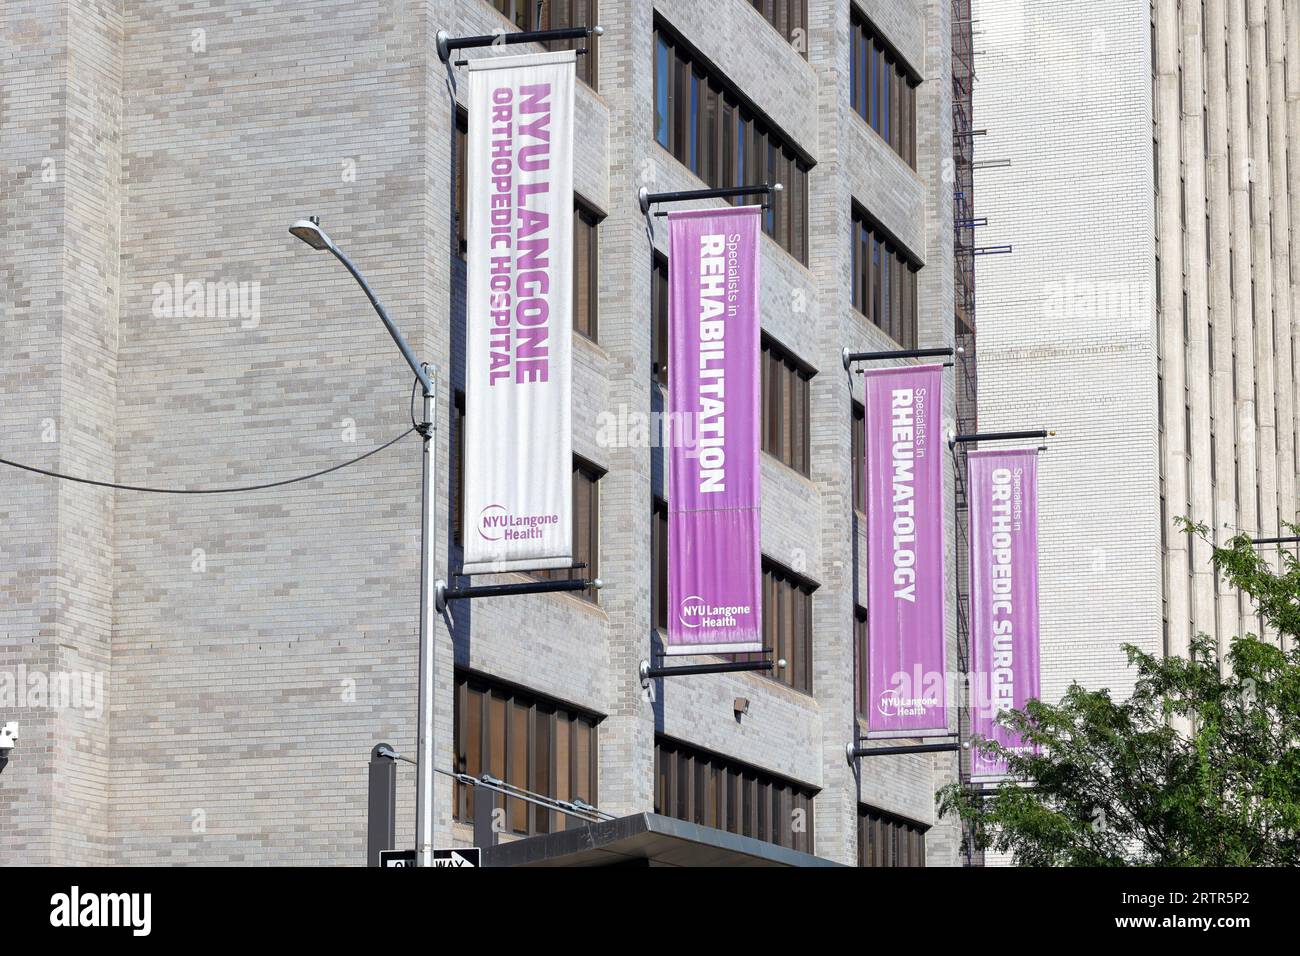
381;848;481;868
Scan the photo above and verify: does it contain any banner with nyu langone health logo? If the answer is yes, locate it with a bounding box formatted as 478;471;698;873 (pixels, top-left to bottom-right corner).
968;448;1041;781
666;207;762;655
865;364;948;736
463;51;575;574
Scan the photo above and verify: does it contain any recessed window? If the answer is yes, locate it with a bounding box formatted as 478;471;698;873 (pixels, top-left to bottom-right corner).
850;11;919;167
748;0;808;57
533;457;603;602
574;200;601;342
851;401;866;514
651;251;669;387
454;672;600;835
851;204;919;348
854;605;869;719
652;496;669;632
858;805;928;867
653;22;811;263
483;0;599;88
761;336;813;475
728;559;815;694
655;736;817;852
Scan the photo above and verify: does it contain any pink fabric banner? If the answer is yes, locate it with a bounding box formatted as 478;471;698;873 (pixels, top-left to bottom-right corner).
968;448;1041;780
666;207;762;655
865;364;948;735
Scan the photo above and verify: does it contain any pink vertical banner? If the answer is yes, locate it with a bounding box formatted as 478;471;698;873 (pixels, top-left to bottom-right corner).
865;364;948;735
968;448;1041;780
666;207;762;655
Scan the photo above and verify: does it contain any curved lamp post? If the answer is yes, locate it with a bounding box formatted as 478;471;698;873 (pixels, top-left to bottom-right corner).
290;217;438;868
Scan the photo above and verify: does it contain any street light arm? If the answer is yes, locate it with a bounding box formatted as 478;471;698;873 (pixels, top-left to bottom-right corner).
327;244;433;397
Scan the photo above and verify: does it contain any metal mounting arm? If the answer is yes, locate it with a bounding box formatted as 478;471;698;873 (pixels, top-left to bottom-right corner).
436;25;603;64
638;183;781;216
947;429;1052;450
841;346;957;370
434;576;602;613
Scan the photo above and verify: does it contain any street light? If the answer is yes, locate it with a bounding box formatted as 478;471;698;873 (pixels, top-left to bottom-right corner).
290;216;438;868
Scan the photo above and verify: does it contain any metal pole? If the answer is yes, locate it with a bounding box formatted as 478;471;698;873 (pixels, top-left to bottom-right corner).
368;743;398;867
415;368;436;867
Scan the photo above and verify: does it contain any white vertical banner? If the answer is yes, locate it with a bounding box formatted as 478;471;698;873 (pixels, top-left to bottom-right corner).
463;50;575;574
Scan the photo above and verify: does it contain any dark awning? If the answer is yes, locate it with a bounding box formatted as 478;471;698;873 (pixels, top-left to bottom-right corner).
480;812;842;867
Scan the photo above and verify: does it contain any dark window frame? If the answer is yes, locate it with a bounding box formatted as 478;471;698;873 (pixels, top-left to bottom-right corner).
761;334;813;475
858;804;928;867
849;9;919;168
453;670;601;836
652;495;669;632
655;736;816;852
532;455;603;603
483;0;600;89
651;250;669;387
851;203;919;348
728;557;816;695
574;197;602;342
749;0;808;57
652;19;812;263
851;401;866;514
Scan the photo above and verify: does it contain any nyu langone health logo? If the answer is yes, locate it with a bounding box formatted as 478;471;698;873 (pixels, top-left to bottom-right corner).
477;504;559;542
50;886;151;937
678;596;751;630
876;687;941;719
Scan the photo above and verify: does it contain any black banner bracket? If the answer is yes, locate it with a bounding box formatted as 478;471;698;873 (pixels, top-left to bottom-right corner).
947;428;1053;451
639;656;784;689
841;346;959;370
846;739;966;761
434;574;602;614
638;183;781;217
436;25;603;65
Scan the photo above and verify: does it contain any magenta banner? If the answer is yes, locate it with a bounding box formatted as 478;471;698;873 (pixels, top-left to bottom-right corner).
968;448;1041;780
865;364;948;735
666;207;762;655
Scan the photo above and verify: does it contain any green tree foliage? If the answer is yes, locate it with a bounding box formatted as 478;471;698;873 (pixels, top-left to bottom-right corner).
938;522;1300;865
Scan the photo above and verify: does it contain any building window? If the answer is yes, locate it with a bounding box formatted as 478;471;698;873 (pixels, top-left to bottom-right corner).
749;0;807;56
455;108;469;258
854;606;869;719
729;559;815;694
851;401;866;514
454;671;600;835
574;199;601;341
651;251;669;387
850;10;918;167
453;390;466;545
655;737;816;852
851;204;919;348
858;805;927;867
761;335;812;475
653;22;811;263
652;496;669;632
533;457;602;602
484;0;599;88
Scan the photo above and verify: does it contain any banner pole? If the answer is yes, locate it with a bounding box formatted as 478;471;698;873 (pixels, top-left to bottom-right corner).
415;369;436;868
